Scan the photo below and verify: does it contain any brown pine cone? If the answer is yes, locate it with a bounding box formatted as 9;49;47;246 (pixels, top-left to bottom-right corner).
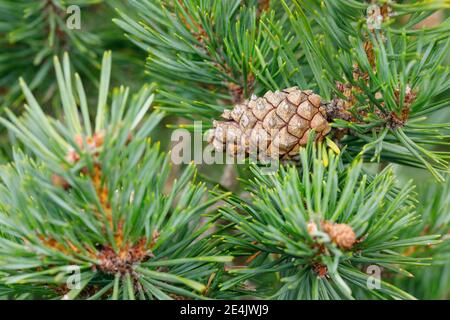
206;87;331;160
321;221;356;250
51;174;70;190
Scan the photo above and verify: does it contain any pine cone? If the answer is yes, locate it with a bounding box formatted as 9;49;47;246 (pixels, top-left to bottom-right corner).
321;221;356;250
206;87;331;160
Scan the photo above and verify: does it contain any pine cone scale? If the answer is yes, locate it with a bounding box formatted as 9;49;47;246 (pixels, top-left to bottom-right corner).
287;114;309;138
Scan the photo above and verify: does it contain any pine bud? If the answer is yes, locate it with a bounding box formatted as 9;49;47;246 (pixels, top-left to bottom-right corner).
307;221;318;235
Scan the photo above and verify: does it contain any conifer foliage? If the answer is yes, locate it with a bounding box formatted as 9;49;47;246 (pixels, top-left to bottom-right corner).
220;144;440;299
0;0;448;300
0;53;231;299
0;1;103;108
